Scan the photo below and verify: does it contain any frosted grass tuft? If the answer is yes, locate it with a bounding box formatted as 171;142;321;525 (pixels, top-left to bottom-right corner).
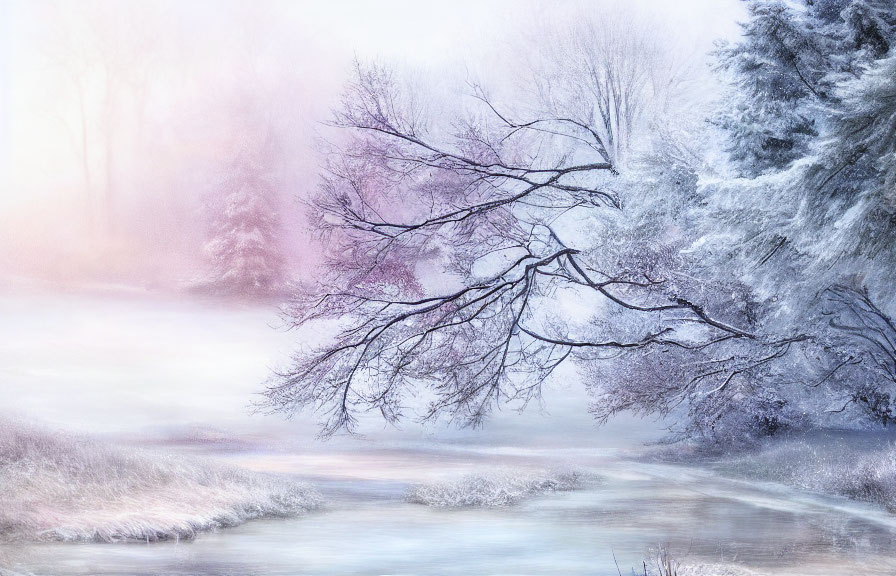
0;419;321;542
407;469;583;508
719;434;896;512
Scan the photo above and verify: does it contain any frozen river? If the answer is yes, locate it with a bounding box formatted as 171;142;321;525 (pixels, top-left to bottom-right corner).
6;444;896;575
2;288;896;575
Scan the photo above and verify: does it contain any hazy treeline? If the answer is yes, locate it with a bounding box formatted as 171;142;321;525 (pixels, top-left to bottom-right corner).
0;0;732;294
1;1;331;290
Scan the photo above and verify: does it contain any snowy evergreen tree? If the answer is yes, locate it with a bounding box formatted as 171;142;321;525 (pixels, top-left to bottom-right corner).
696;0;896;433
838;0;894;57
706;1;895;298
715;1;829;175
716;1;895;177
202;145;285;298
812;51;896;214
706;2;894;292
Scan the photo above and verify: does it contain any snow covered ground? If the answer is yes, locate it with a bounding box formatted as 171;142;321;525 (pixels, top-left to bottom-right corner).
0;285;617;444
0;419;318;542
3;289;896;575
6;440;896;576
708;432;896;513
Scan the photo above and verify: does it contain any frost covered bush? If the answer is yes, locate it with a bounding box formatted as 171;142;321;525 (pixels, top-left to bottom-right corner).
0;420;320;542
407;469;582;508
828;446;896;510
719;435;896;512
638;547;760;576
673;564;759;576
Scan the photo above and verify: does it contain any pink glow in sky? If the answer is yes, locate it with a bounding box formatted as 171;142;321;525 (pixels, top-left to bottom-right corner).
0;0;744;287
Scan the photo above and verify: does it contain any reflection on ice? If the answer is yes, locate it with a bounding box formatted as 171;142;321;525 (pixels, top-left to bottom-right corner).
3;293;896;575
5;444;896;576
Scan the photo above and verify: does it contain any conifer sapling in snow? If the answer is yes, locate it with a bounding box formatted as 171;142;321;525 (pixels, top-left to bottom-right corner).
203;145;285;297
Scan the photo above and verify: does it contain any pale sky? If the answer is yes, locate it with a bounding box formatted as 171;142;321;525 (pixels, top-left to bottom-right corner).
0;0;745;199
0;0;745;280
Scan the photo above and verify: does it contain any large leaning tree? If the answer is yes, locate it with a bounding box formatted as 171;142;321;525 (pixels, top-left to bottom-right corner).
262;1;896;440
260;44;808;439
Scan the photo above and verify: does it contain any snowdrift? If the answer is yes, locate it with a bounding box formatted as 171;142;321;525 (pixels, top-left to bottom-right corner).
407;469;583;508
0;420;320;542
721;433;896;512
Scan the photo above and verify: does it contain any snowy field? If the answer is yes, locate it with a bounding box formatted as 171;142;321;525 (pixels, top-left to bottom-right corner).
0;284;620;444
2;290;896;575
0;285;296;436
0;419;318;543
5;440;896;575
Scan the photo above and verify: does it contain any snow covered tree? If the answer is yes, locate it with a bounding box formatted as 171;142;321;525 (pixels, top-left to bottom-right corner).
202;144;285;298
838;0;894;57
261;59;790;438
716;0;895;177
714;1;830;176
708;1;896;310
699;0;896;432
525;11;674;169
260;3;896;441
818;284;896;426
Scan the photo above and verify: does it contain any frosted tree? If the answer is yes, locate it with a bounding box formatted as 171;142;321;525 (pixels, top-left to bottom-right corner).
799;52;896;424
819;285;896;426
716;0;895;177
701;0;896;430
262;60;799;439
44;3;159;239
714;1;896;307
714;1;829;176
838;0;894;58
261;3;896;441
202;144;285;298
526;11;674;169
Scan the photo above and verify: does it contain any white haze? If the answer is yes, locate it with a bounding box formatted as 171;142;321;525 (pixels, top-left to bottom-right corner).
0;0;743;288
0;0;744;442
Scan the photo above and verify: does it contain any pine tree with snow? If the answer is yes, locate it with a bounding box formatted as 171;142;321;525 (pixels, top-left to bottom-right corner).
838;0;894;58
715;1;830;176
202;145;285;298
716;1;896;178
701;0;896;432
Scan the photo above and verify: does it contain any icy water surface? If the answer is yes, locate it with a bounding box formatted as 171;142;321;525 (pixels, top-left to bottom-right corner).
4;444;896;575
3;289;896;575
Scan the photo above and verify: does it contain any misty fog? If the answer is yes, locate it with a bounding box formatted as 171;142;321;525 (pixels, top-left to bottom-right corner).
0;0;740;290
